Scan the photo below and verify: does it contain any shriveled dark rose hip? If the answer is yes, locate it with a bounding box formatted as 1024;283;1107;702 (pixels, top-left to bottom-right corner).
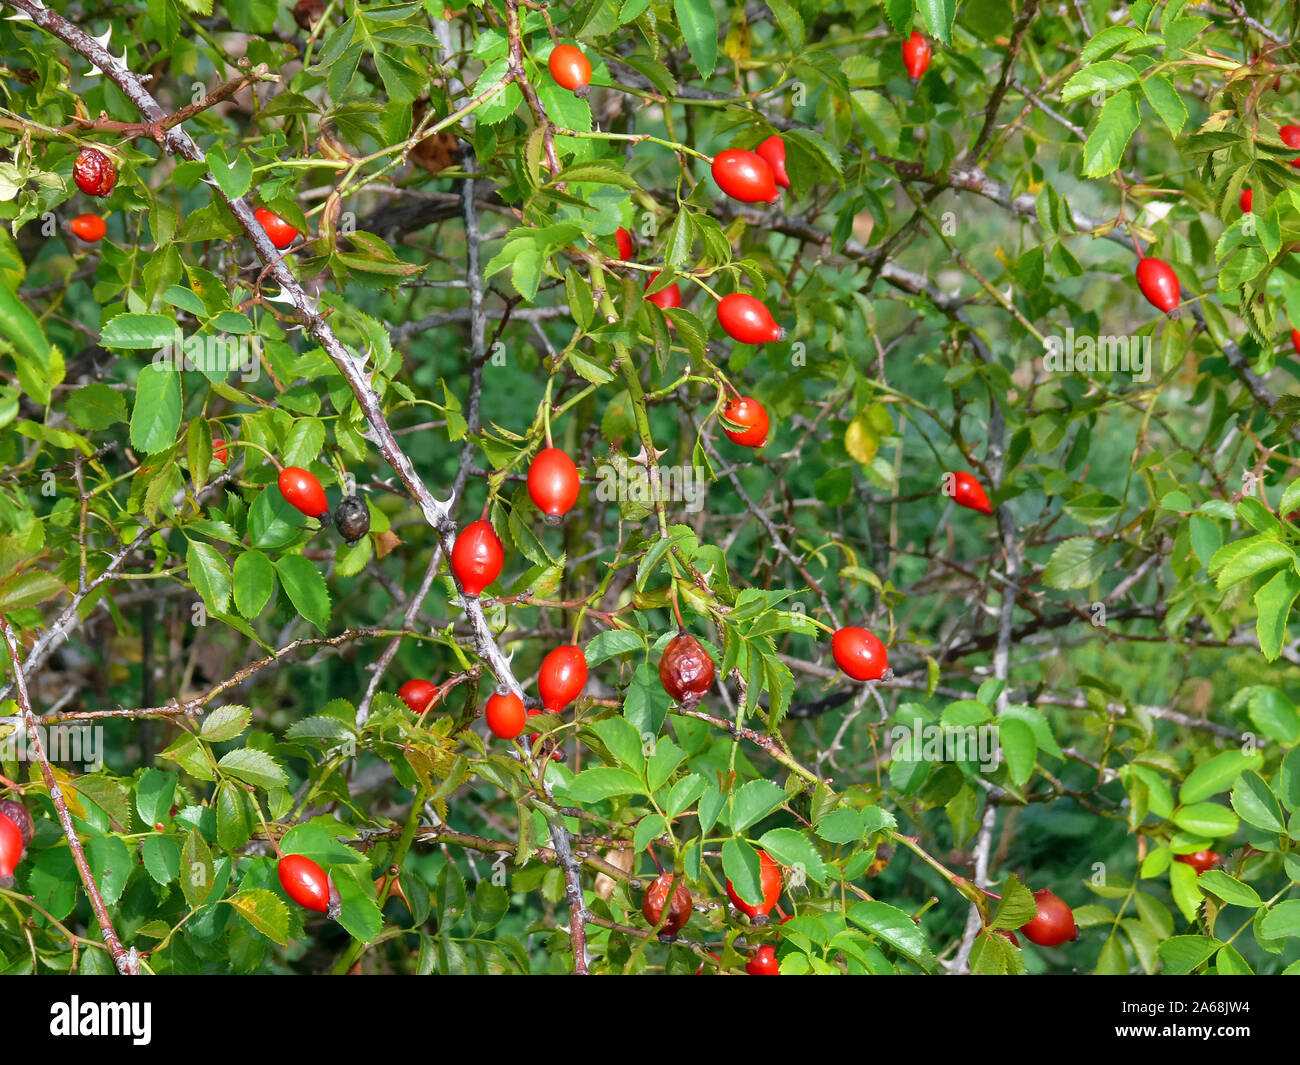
658;631;715;706
642;873;692;938
334;495;370;543
73;148;117;197
293;0;326;30
0;800;32;846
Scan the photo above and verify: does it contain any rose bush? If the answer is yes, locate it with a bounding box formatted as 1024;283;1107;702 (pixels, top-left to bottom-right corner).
0;0;1297;976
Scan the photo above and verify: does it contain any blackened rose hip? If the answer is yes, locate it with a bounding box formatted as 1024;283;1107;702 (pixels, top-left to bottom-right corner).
333;495;370;543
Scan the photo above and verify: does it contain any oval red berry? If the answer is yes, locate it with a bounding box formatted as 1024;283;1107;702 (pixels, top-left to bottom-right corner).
948;471;993;515
902;32;931;79
254;207;299;249
278;466;328;518
725;849;782;917
538;645;587;712
717;293;784;344
451;520;504;597
0;812;23;888
1136;256;1179;314
485;690;527;739
69;214;107;242
278;854;339;917
831;627;889;681
755;135;789;189
548;44;592;92
399;679;438;714
721;396;770;448
527;448;581;518
1020;889;1078;947
711;149;778;204
646;271;682;311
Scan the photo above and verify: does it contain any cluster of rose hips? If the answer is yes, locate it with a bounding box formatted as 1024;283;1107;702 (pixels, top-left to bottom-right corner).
547;40;789;450
424;33;1029;960
1134;103;1300;318
393;448;589;743
276;430;590;744
98;23;1061;954
276;466;372;544
1239;126;1300;347
642;848;786;974
70;143;300;256
40;17;1232;971
543;35;998;702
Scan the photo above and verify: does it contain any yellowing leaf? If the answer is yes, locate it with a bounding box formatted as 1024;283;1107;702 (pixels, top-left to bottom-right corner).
40;766;85;818
724;17;751;63
225;888;291;945
845;405;888;467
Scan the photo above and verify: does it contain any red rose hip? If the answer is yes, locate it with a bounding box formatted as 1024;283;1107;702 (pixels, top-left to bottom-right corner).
549;44;592;94
946;471;993;515
398;679;438;715
831;627;889;681
721;396;770;448
717;293;784;344
902;31;931;79
1281;123;1300;167
755;135;789;189
278;466;328;518
711;149;778;204
0;812;23;889
642;873;692;937
450;519;504;597
659;632;715;706
527;447;581;520
278;853;341;918
1136;256;1179;314
746;944;780;975
537;645;587;711
0;801;33;847
69;214;107;242
615;227;635;260
1175;850;1221;875
726;849;782;918
1020;888;1078;947
254;207;299;250
646;271;682;311
485;690;527;739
